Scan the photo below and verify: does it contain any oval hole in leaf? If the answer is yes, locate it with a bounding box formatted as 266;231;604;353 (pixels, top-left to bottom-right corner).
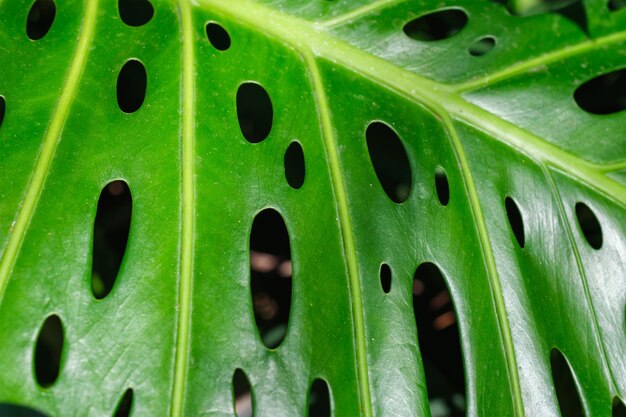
575;202;603;249
308;379;332;417
237;82;273;143
380;263;392;294
609;0;626;11
117;59;147;113
113;388;134;417
468;36;496;56
505;197;525;248
574;68;626;115
34;314;64;388
26;0;56;40
403;9;468;41
435;167;449;206
206;22;231;51
551;349;584;416
0;96;5;129
366;121;412;204
614;397;626;417
413;263;466;416
233;369;253;417
92;180;132;300
284;141;305;189
118;0;154;27
250;208;292;349
0;404;49;417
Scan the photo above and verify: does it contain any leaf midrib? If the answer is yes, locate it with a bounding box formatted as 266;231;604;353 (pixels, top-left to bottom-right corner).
171;0;196;416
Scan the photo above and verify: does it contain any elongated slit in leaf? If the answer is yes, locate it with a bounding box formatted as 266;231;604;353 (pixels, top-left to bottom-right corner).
413;263;466;416
233;369;253;417
403;9;468;41
609;0;626;11
91;180;132;299
117;60;147;113
250;208;292;348
284;141;305;189
26;0;56;41
366;121;412;204
550;349;584;416
0;404;49;417
237;82;273;143
113;388;134;417
575;202;603;249
308;379;332;417
34;314;64;388
380;263;392;294
505;196;525;248
574;68;626;115
0;96;5;129
435;167;450;206
614;397;626;416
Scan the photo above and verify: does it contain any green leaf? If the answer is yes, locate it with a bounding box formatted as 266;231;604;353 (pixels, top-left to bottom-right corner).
0;0;625;416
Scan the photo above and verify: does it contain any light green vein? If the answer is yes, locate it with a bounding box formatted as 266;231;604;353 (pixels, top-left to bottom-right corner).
304;52;373;417
320;0;405;28
455;30;626;93
439;112;525;417
0;0;99;303
542;165;619;393
171;0;196;416
594;160;626;174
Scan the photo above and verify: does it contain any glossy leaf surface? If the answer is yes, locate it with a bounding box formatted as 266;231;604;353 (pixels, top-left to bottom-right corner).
0;1;625;416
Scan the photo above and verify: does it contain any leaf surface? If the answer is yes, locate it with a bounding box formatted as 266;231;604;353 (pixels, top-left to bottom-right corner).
0;0;624;416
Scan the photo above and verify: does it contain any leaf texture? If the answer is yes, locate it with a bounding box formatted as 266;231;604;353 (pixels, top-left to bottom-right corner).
0;0;624;416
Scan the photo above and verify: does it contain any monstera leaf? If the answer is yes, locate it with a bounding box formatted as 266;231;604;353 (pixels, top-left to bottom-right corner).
0;0;625;416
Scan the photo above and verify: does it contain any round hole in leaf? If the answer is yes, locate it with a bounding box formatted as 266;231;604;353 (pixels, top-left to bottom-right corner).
403;9;468;41
113;389;134;417
118;0;154;27
236;82;273;143
34;314;64;388
435;167;449;206
366;121;412;204
575;202;602;249
574;68;626;115
468;36;496;56
308;379;332;417
26;0;56;41
284;141;305;189
505;196;525;248
232;369;253;417
250;208;292;349
551;349;584;417
92;180;132;300
380;263;392;294
206;22;231;51
117;59;147;113
413;262;466;415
